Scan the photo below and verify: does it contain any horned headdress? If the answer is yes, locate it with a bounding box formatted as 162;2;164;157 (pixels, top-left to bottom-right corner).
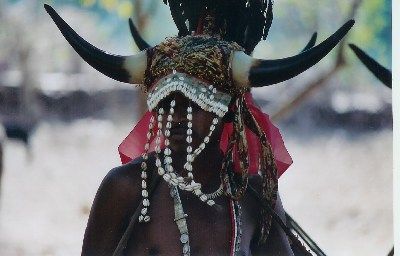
45;1;354;252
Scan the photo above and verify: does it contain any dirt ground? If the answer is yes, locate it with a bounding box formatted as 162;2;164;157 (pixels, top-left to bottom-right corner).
0;120;393;255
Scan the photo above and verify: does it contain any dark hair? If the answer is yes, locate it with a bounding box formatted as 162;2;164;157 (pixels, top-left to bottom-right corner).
163;0;273;54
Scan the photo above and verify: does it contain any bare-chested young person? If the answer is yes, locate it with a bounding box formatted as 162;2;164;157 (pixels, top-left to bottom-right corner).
45;1;354;255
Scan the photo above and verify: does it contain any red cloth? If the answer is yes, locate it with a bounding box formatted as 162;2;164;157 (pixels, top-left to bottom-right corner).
118;93;292;178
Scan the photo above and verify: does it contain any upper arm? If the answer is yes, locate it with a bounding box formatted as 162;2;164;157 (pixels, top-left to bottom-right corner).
81;164;141;256
247;176;294;255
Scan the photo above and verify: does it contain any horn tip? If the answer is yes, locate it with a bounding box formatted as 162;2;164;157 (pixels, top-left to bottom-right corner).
347;19;356;27
348;44;363;55
44;3;52;12
348;43;357;50
44;3;57;17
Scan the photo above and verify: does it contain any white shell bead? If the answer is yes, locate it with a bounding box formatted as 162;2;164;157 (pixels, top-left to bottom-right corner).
207;200;215;206
141;208;148;215
167;165;173;172
186;137;192;143
143;199;150;206
142;190;148;197
171;178;178;186
191;182;201;190
200;195;207;202
139;215;144;222
144;216;150;222
142;180;147;189
158;167;165;175
185;185;194;191
141;172;147;179
163;174;171;181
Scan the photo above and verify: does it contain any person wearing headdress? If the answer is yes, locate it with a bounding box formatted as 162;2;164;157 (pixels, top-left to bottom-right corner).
45;1;354;255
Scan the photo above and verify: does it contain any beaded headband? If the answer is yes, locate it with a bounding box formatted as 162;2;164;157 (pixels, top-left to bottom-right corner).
147;72;232;117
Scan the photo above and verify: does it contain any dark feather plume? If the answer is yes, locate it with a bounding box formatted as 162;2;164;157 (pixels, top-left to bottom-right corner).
163;0;272;53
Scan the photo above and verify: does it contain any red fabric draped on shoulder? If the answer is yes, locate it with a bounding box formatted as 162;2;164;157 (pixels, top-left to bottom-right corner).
118;93;292;178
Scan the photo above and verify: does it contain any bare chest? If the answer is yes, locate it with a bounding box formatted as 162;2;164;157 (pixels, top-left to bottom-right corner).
124;182;257;256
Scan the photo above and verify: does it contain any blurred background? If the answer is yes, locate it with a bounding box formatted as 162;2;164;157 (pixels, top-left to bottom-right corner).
0;0;392;255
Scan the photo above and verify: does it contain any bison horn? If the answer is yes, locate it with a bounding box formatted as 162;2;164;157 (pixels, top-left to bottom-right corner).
232;20;354;88
129;18;151;51
349;44;392;89
44;4;147;84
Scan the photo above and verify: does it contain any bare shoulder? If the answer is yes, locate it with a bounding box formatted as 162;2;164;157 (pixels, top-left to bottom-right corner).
82;157;146;255
99;158;143;201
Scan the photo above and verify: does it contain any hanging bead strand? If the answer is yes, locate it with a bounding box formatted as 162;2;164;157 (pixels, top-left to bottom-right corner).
155;107;165;176
184;104;194;180
138;114;155;223
163;100;178;186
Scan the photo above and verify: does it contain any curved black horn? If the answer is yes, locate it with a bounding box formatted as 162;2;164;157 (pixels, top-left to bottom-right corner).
129;18;151;51
301;32;318;52
349;44;392;89
44;4;133;83
249;20;355;87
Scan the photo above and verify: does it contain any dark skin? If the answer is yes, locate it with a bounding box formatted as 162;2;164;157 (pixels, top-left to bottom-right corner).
82;93;294;255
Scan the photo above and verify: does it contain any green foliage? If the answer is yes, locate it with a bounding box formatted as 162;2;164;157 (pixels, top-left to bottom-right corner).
78;0;134;18
354;0;391;67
